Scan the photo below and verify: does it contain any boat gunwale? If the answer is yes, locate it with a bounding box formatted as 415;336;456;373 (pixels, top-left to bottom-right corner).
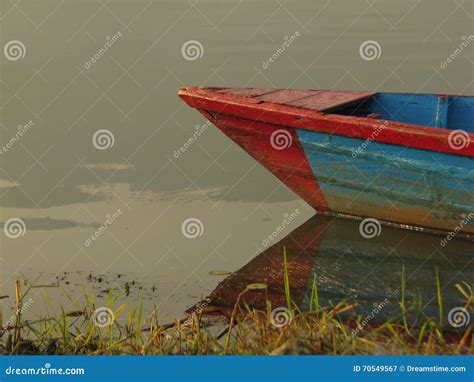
178;87;474;158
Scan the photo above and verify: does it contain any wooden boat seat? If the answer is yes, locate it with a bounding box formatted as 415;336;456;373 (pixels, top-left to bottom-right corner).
213;88;375;113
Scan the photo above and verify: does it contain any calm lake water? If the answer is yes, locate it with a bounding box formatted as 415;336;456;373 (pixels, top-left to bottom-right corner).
1;0;472;322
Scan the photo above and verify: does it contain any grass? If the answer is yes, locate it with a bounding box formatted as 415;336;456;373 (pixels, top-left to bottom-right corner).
1;252;472;355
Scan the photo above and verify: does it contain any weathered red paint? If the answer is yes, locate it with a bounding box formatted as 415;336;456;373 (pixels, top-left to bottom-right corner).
179;87;474;157
284;90;374;112
257;89;319;104
202;110;329;211
214;88;275;97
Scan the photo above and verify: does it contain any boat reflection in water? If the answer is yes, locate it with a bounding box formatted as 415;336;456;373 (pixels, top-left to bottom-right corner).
200;214;473;323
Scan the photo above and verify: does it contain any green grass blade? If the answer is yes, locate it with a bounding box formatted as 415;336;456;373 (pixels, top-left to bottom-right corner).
283;245;291;311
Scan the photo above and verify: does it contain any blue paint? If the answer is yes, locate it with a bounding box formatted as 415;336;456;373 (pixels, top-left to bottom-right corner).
447;96;474;132
296;128;474;232
334;93;474;132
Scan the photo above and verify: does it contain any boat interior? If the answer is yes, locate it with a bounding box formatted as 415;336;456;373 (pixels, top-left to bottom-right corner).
201;88;474;132
332;93;474;132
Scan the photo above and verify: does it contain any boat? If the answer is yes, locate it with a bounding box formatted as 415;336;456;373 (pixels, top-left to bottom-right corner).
179;87;474;235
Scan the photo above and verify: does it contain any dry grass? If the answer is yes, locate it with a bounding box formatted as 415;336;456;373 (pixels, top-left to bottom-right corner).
1;273;472;355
